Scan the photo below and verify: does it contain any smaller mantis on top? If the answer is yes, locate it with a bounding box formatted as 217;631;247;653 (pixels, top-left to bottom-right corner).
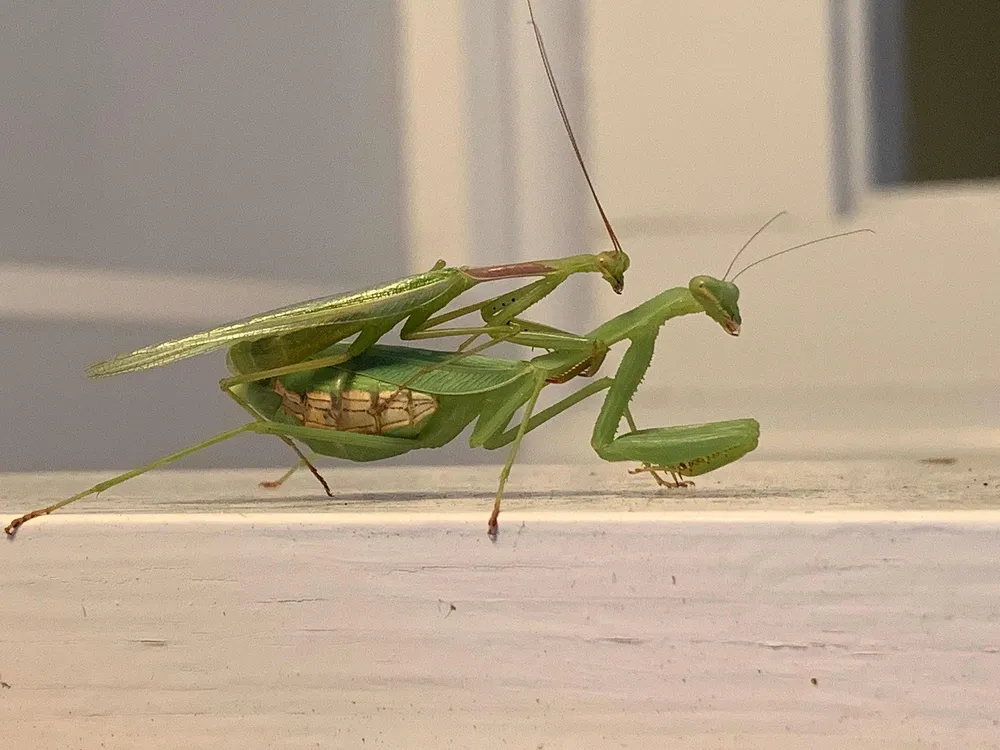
76;0;628;490
84;0;628;388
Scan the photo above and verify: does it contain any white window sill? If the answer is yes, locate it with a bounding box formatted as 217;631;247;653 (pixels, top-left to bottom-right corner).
4;462;998;747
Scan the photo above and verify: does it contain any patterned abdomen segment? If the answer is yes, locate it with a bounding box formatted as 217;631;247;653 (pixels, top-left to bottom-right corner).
273;381;436;435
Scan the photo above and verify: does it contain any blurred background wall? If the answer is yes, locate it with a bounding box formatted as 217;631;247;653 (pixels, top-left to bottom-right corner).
2;1;997;471
1;1;408;469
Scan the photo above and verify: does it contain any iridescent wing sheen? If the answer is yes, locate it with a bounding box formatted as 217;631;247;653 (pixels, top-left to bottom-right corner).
280;342;528;397
87;268;463;378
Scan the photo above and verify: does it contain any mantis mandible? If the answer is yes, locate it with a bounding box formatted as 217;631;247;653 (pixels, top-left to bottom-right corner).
73;0;628;490
5;224;871;537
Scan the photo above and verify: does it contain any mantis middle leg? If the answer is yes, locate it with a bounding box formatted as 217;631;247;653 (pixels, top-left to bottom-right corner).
469;374;617;538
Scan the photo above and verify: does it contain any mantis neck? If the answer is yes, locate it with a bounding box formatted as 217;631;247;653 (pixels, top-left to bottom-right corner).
462;253;602;281
588;287;703;346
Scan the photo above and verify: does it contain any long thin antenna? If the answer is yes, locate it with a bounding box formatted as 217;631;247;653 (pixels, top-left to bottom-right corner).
525;0;623;256
722;211;787;280
730;229;875;282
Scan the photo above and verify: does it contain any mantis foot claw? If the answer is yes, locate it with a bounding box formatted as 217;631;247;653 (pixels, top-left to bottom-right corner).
5;508;48;537
628;464;695;488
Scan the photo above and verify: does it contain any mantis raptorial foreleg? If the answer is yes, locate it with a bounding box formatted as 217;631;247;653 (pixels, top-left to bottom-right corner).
476;327;755;535
589;334;759;478
404;274;575;343
369;275;615;403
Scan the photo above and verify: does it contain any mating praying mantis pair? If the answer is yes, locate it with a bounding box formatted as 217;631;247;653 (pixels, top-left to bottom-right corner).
5;2;869;538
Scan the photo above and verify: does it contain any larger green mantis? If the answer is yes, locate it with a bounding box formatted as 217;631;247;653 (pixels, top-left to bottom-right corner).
5;227;869;537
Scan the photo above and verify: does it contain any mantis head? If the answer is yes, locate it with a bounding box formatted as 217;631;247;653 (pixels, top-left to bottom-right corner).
702;212;874;338
689;276;741;336
596;249;630;294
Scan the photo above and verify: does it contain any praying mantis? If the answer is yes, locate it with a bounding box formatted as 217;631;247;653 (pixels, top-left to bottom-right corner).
5;0;628;535
3;1;872;536
78;2;627;491
4;224;870;538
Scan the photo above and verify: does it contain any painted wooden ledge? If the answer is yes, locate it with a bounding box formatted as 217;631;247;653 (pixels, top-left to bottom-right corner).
3;460;999;749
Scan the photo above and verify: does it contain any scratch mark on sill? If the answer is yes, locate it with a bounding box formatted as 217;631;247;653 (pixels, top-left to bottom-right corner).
588;637;647;646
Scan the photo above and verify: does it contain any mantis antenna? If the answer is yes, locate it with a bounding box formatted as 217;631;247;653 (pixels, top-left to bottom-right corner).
729;228;875;282
525;0;624;257
722;211;788;280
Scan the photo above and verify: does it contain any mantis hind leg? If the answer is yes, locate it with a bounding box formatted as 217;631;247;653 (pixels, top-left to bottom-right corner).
5;423;260;535
256;454;334;495
4;418;427;535
258;459;306;489
222;383;333;497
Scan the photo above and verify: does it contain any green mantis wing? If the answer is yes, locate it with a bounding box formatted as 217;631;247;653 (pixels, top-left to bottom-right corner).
87;268;465;378
279;343;529;397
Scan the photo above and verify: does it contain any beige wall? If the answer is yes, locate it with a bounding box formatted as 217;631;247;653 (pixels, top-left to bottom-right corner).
401;1;999;459
589;1;832;221
399;0;469;273
0;1;410;470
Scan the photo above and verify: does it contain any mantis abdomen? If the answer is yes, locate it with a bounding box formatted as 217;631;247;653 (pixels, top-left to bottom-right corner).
272;379;437;436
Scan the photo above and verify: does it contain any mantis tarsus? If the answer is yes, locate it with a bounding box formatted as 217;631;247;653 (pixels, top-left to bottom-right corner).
5;224;872;537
